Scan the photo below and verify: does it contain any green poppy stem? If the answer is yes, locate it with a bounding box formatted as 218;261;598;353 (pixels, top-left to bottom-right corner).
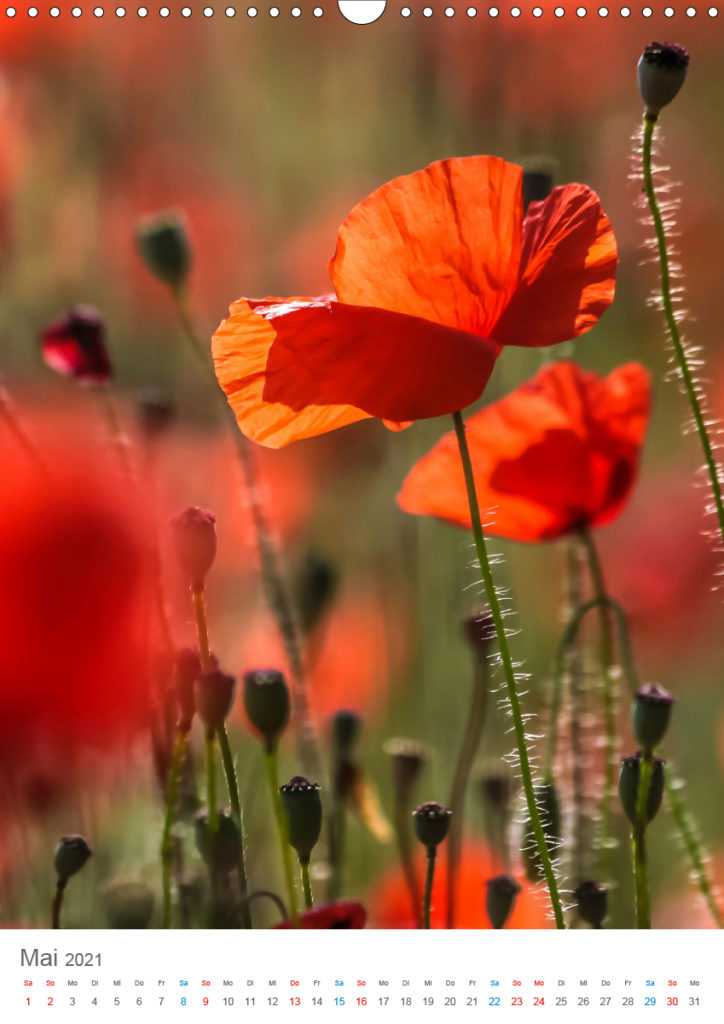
161;730;188;928
423;848;436;930
51;879;66;930
204;730;218;834
451;410;564;929
633;750;653;929
217;725;252;928
393;800;422;929
300;858;314;910
263;745;300;927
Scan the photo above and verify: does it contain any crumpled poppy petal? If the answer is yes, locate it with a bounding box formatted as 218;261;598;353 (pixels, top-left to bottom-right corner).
330;156;523;339
491;184;617;347
397;361;650;542
212;296;499;448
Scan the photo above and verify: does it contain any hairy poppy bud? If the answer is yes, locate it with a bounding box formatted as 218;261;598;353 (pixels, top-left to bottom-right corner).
332;710;362;754
136;386;176;442
54;835;92;883
175;648;202;732
638;41;689;119
485;874;521;930
41;306;112;384
169;506;217;588
413;801;452;850
243;668;289;747
574;880;608;929
195;669;235;732
102;881;155;929
135;211;192;292
280;777;323;863
619;752;665;826
384;737;427;803
462;609;495;659
195;808;242;874
522;783;561;883
633;683;675;752
294;552;338;634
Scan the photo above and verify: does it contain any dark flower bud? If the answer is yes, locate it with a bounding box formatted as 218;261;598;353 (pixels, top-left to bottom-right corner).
41;306;112;384
479;761;513;814
519;156;557;212
294;553;338;634
135;211;192;292
102;881;155;929
574;880;608;929
462;609;495;659
633;683;674;752
485;874;521;929
175;648;202;732
54;835;92;883
332;710;362;755
280;777;323;862
135;386;176;442
619;752;665;826
522;783;561;883
638;42;689;118
384;737;427;803
169;506;217;587
195;669;235;732
413;801;452;850
194;808;242;875
243;668;290;747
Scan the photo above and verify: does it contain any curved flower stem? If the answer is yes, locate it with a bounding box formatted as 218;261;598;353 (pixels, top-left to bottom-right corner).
0;382;48;476
51;880;66;930
161;730;188;928
451;411;564;929
423;848;436;930
633;751;653;929
238;889;289;925
217;725;252;928
578;530;617;881
263;745;300;927
300;859;313;909
642;114;724;550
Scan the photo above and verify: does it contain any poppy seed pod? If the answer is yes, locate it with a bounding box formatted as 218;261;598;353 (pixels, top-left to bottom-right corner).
174;648;202;732
619;752;665;826
135;211;192;292
633;683;675;752
54;835;92;883
574;880;608;929
169;507;217;588
332;710;362;755
280;777;323;862
243;668;290;746
638;41;690;118
522;783;561;883
195;669;235;732
294;553;338;634
102;881;155;929
136;387;176;442
40;306;112;385
413;801;452;850
384;738;427;803
194;808;242;875
462;609;495;659
485;874;521;930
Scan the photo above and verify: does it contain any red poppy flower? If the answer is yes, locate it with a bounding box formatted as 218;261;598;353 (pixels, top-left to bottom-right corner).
212;156;617;448
397;361;650;543
40;307;112;384
274;901;366;929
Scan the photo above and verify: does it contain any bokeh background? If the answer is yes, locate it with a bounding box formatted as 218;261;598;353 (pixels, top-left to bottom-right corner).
2;2;724;929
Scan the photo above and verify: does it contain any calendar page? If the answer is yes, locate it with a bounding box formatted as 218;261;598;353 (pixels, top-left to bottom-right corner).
0;1;723;1021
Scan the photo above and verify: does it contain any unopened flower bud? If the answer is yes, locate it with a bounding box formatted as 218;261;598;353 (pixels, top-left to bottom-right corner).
638;41;690;119
175;648;202;732
332;710;362;755
384;737;427;803
135;211;192;292
522;783;561;883
413;801;452;851
485;874;521;929
102;881;155;929
136;387;176;442
169;506;217;588
294;553;338;634
519;156;557;212
619;752;665;826
479;762;513;815
41;306;112;384
243;668;289;747
54;835;92;883
574;880;608;929
462;610;495;659
633;683;674;752
195;669;235;732
280;777;323;863
194;808;242;874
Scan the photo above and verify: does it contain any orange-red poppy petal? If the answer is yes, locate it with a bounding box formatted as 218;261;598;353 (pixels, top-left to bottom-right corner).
212;296;499;448
330;156;524;339
492;184;617;347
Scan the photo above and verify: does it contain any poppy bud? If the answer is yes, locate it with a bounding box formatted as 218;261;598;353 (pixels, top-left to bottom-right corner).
638;41;689;119
519;156;557;212
195;669;235;733
243;668;289;747
294;552;338;634
40;306;112;385
479;761;513;814
135;211;192;292
54;835;92;883
413;801;452;851
462;609;495;659
633;683;675;752
102;881;155;929
194;808;242;875
384;737;427;803
175;648;202;732
169;506;217;588
280;776;323;863
136;386;176;442
485;874;521;930
574;880;608;929
619;752;665;826
522;783;561;883
332;710;362;755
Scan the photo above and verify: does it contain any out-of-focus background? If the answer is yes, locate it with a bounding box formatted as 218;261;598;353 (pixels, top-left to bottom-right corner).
2;3;724;929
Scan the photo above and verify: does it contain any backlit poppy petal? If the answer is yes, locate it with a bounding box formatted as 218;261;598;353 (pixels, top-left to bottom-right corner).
212;296;499;448
397;361;650;542
492;184;617;347
330;156;524;338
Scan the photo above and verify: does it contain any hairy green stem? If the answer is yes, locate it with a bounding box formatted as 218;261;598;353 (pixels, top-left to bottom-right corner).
161;730;188;928
217;725;252;928
263;746;300;926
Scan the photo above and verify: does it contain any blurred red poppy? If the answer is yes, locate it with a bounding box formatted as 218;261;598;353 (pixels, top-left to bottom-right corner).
212;156;617;448
368;839;550;929
398;361;650;543
274;901;366;929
